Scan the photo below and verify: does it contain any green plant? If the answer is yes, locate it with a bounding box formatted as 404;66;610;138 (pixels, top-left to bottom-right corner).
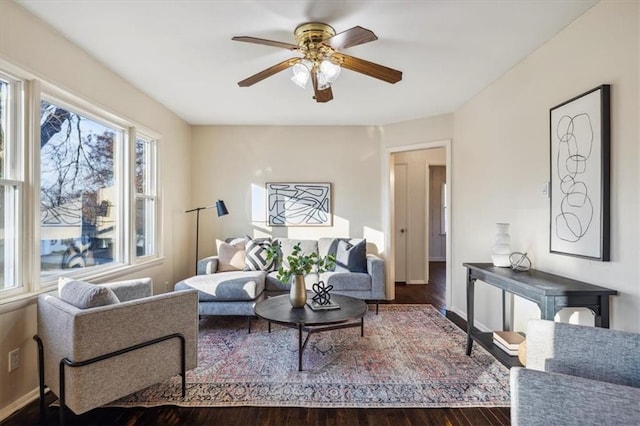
266;242;335;284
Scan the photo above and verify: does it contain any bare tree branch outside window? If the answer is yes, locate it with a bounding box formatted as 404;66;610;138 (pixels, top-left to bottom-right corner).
40;100;119;270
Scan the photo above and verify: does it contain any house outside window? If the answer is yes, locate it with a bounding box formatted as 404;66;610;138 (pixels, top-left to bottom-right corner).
40;98;123;276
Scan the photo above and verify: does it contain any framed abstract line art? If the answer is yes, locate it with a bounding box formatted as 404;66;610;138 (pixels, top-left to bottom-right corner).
266;182;332;226
550;84;610;261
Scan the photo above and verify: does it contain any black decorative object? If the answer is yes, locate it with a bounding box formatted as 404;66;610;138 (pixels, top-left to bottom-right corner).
312;281;333;306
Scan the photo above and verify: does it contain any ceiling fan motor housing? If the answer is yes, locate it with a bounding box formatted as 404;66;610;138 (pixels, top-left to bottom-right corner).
294;22;339;66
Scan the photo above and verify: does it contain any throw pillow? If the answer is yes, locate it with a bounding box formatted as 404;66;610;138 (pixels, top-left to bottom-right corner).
216;241;246;272
335;239;368;273
58;277;120;309
244;237;275;271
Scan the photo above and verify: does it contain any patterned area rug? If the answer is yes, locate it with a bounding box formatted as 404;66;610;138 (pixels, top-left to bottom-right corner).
115;304;510;408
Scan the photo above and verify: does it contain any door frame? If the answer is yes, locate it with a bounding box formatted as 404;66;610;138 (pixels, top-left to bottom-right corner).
393;162;409;283
426;162;446;264
383;139;452;307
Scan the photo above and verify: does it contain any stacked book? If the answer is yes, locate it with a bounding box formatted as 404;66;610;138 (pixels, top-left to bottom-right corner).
492;331;525;356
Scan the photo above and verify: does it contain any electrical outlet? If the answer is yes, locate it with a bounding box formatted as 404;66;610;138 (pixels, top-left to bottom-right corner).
9;348;20;372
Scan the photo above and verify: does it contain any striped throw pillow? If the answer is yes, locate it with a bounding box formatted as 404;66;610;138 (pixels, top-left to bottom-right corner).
244;238;275;271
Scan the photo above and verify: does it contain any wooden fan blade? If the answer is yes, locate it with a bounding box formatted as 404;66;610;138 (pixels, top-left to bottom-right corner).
237;58;300;87
232;36;298;51
322;26;378;50
311;72;333;103
333;53;402;84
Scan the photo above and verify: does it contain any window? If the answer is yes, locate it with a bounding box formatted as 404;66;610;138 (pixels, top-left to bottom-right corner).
0;61;162;301
135;136;157;258
40;98;124;276
0;73;23;294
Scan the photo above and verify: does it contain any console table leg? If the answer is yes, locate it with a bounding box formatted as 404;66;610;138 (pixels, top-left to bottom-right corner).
466;274;476;356
595;295;611;328
298;324;303;372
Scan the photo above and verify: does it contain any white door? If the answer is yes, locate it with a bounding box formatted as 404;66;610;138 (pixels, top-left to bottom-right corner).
429;165;447;261
394;163;408;282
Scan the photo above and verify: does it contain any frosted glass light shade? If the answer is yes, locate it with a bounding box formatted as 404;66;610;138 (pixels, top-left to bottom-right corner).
291;61;311;88
320;59;341;82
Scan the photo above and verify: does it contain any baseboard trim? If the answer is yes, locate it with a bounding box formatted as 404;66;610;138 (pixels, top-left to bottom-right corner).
0;387;40;422
406;280;427;284
445;309;466;331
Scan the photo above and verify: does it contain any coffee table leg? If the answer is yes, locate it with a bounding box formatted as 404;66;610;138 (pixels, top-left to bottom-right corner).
298;324;303;371
360;318;364;337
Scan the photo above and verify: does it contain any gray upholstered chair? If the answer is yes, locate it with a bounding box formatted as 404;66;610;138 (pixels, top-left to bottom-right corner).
34;277;198;424
510;319;640;426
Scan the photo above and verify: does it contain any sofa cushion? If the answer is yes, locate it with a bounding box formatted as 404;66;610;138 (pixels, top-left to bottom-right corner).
320;272;372;291
58;278;120;309
175;271;265;301
277;238;319;271
216;240;246;272
335;239;367;273
244;237;275;271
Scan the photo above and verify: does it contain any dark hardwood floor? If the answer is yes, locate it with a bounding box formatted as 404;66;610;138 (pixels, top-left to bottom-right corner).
3;262;511;426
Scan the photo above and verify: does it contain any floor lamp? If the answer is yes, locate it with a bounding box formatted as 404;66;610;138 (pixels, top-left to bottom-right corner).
185;200;229;274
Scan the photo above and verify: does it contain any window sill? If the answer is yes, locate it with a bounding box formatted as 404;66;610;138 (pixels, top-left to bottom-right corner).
0;257;166;315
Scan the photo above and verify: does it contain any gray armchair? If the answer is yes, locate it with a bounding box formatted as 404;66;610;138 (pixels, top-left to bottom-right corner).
34;278;198;424
510;319;640;426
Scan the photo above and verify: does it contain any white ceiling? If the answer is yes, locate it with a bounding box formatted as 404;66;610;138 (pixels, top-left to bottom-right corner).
17;0;597;126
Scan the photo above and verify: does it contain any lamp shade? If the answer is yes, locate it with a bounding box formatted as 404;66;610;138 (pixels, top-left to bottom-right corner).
216;200;229;217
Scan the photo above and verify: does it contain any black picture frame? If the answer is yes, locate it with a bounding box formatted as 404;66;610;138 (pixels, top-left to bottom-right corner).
549;84;610;261
266;182;332;227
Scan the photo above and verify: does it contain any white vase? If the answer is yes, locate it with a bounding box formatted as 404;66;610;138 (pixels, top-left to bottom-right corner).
491;223;511;267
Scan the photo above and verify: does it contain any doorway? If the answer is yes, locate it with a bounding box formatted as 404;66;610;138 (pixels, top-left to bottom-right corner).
386;140;452;308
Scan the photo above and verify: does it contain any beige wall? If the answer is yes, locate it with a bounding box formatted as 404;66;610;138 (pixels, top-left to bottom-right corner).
452;0;640;332
0;0;192;415
2;0;639;420
190;125;384;255
393;148;446;283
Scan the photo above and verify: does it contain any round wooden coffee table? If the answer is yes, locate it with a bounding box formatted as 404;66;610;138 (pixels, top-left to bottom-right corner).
254;293;368;371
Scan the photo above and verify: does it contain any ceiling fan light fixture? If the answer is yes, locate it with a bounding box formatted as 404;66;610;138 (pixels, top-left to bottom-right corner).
320;59;341;83
291;60;311;88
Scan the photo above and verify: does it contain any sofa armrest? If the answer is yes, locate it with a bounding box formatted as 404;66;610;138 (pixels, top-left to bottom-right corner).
101;277;152;301
366;254;386;300
511;367;640;426
197;256;219;275
525;319;640;387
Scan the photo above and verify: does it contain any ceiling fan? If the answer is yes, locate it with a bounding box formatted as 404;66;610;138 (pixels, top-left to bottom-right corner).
232;22;403;103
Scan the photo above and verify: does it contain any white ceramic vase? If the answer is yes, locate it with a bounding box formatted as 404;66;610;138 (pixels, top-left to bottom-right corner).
491;223;512;267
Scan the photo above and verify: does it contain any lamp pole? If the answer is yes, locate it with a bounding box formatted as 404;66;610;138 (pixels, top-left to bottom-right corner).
185;200;228;274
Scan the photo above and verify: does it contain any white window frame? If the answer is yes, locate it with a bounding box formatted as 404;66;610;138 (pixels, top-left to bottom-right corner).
0;71;25;298
0;63;164;304
133;132;159;261
38;92;129;286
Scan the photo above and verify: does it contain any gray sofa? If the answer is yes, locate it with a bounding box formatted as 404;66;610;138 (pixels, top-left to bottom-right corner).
174;237;386;323
510;319;640;426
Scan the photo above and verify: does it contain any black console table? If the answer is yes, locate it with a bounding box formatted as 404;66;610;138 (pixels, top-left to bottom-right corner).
464;262;617;367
